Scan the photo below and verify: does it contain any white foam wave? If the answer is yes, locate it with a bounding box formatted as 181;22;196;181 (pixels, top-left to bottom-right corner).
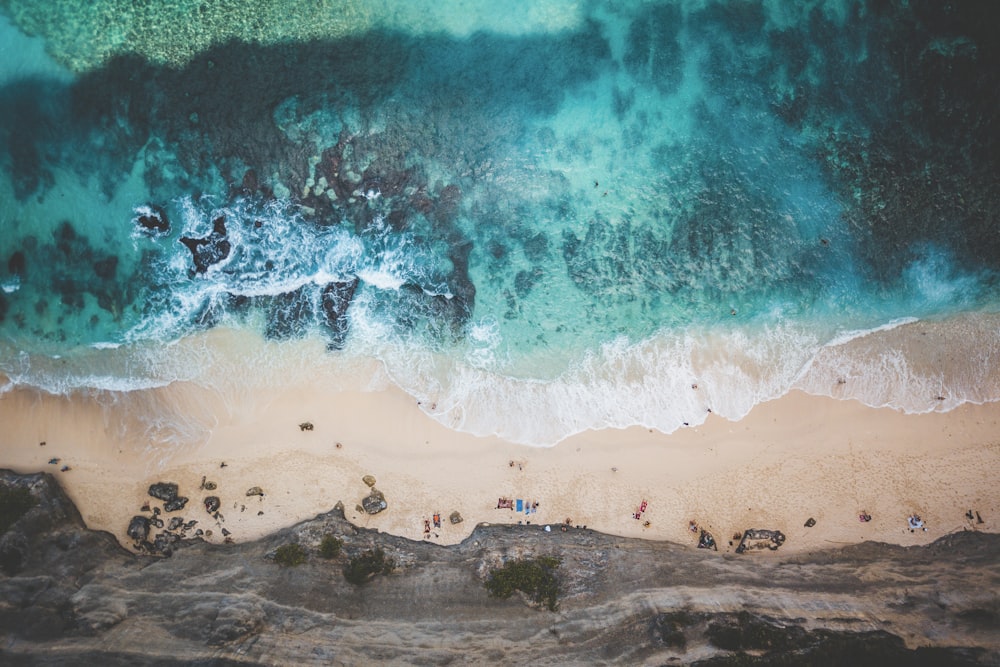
820;316;919;348
372;313;1000;446
5;311;1000;448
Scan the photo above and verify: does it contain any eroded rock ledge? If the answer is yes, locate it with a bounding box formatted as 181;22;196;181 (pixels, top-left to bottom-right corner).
0;470;997;666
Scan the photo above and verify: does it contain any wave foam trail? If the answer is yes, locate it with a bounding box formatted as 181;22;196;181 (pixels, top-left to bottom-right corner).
374;324;823;445
369;312;1000;446
796;313;1000;414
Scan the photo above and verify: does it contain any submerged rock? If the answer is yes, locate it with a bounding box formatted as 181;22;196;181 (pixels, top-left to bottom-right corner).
7;250;26;276
263;286;313;339
362;475;376;488
246;487;265;497
321;278;359;349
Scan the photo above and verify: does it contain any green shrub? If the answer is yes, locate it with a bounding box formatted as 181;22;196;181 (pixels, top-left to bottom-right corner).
485;556;561;611
343;547;393;585
0;485;35;535
319;534;343;559
274;542;307;567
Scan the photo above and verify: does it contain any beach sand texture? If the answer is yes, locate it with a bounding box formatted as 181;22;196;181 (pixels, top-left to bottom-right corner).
2;365;997;556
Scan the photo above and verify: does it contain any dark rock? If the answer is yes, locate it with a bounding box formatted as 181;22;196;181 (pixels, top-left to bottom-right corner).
0;531;29;574
148;482;178;502
321;278;359;349
151;518;164;529
805;517;817;528
298;422;313;432
163;496;188;512
361;489;387;515
203;496;221;513
240;168;259;195
650;611;693;648
167;517;184;531
7;250;26;276
133;204;169;233
127;515;150;542
246;487;264;497
263;285;313;339
179;215;231;273
152;531;176;556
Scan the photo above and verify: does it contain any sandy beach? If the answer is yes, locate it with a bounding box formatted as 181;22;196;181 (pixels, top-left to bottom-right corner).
1;355;998;556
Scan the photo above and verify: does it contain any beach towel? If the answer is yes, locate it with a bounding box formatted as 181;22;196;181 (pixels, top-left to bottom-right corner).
516;499;524;512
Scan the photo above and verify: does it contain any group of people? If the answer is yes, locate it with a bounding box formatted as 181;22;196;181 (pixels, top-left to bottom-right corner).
423;513;442;536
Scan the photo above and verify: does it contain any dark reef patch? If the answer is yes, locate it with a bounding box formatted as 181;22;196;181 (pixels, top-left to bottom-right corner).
1;1;999;351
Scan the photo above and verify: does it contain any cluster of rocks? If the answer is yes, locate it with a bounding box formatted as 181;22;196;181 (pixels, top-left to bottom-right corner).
126;480;231;556
358;475;387;515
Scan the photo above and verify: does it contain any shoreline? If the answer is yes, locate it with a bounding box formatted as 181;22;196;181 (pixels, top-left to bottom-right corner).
1;370;998;556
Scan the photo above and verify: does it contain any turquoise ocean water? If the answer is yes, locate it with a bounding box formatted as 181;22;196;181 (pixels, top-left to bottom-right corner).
1;1;998;444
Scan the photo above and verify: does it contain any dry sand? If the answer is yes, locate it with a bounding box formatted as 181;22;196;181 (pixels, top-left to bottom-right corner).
1;368;998;555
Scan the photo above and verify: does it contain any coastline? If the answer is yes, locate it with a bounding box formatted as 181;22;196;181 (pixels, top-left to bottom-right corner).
1;366;997;555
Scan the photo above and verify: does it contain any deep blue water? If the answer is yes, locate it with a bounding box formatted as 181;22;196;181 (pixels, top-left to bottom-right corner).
1;1;998;443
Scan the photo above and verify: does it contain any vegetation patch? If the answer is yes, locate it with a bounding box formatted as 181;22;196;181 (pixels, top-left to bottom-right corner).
0;485;35;535
484;556;561;611
273;542;307;567
319;534;343;559
343;548;394;585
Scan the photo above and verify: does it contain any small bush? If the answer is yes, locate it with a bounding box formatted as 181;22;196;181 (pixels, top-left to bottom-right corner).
319;534;343;559
485;556;561;611
274;542;307;567
0;485;35;535
343;547;393;585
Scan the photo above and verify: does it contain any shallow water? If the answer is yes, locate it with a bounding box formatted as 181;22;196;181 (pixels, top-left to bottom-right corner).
1;1;998;444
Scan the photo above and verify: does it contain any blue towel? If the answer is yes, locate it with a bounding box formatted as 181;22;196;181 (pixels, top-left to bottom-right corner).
516;499;523;512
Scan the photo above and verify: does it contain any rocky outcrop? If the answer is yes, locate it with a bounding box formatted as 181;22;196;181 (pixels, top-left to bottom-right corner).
0;469;997;666
179;215;231;274
321;278;359;349
132;204;169;234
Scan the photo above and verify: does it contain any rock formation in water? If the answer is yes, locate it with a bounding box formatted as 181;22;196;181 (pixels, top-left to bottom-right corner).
0;469;996;665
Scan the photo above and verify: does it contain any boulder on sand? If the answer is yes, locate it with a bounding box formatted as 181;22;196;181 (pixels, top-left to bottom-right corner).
361;489;387;515
148;482;178;502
